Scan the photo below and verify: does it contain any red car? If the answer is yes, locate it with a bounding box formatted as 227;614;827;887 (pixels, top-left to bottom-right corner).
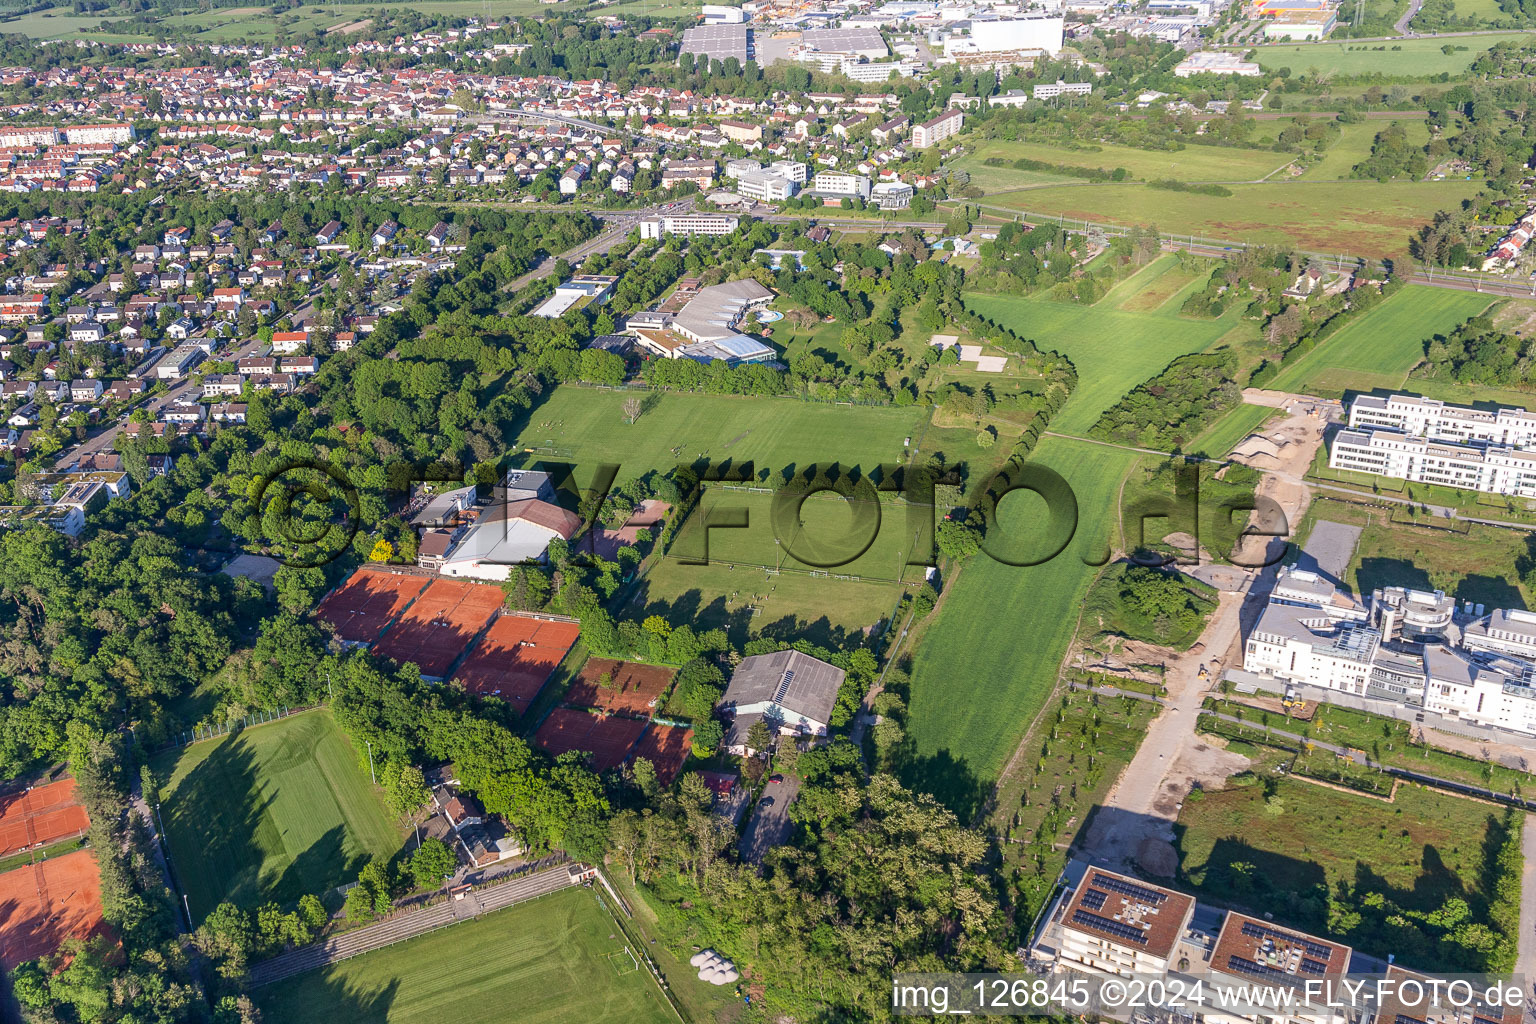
768;774;783;784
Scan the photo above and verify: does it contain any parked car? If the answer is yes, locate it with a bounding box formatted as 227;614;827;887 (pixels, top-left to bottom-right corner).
758;796;774;808
768;774;783;785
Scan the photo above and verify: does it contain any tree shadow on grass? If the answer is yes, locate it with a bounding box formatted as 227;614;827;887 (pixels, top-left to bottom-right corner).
158;734;268;927
254;972;401;1024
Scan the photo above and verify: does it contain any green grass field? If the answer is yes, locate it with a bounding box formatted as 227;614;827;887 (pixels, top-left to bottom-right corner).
1104;255;1210;313
1177;770;1513;969
905;437;1136;804
630;488;915;647
514;387;926;483
154;711;403;924
1250;33;1536;76
256;887;676;1024
964;292;1232;435
986;180;1479;261
960;138;1289;186
1267;286;1494;395
1300;119;1430;181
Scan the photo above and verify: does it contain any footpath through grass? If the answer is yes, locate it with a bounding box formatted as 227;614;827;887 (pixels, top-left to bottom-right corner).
153;710;403;924
256;886;677;1024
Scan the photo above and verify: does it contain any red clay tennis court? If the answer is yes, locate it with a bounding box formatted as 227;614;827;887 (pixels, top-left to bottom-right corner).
630;724;693;787
314;567;429;644
453;615;580;714
0;849;108;970
0;779;90;858
373;578;503;678
563;659;676;715
533;708;647;773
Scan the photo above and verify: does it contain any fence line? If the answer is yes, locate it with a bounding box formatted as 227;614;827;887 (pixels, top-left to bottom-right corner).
158;705;315;753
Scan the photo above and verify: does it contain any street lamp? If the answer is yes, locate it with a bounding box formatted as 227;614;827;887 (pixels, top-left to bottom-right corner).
366;739;376;785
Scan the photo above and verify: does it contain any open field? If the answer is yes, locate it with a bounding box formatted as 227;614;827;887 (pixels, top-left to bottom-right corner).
256;886;675;1024
1298;497;1531;610
630;488;914;648
1107;256;1210;313
905;437;1136;809
964;292;1232;435
987;180;1479;260
1299;119;1431;181
1267;286;1494;395
1250;33;1536;76
153;711;403;925
0;849;108;970
960;138;1290;185
1176;769;1514;969
1190;403;1278;459
514;387;925;483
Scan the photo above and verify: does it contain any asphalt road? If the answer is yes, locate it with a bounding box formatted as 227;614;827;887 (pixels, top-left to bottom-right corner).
737;773;800;865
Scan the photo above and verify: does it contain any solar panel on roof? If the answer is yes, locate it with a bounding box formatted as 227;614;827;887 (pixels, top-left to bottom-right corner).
772;669;794;704
1091;874;1167;905
1299;958;1330;975
1079;888;1107;911
1070;910;1148;944
1239;920;1332;959
1396;1014;1428;1024
1226;955;1289;981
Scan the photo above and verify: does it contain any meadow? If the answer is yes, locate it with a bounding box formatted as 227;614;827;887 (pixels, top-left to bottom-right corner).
1176;769;1515;970
1299;119;1430;181
985;179;1479;261
1299;496;1531;611
256;887;676;1024
1101;254;1210;313
512;386;926;483
1266;286;1494;395
959;138;1291;186
1250;32;1536;76
963;292;1233;435
153;711;402;924
629;487;917;648
904;437;1137;802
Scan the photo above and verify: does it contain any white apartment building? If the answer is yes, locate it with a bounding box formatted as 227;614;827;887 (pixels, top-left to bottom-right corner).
811;171;872;199
1032;79;1093;99
1348;393;1536;448
1329;428;1536;498
638;214;740;239
1244;601;1379;695
1043;867;1196;978
1422;645;1536;735
912;108;964;148
62;123;134;145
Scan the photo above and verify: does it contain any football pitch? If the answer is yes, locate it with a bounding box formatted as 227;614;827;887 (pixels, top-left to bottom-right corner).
153;710;403;924
256;886;677;1024
513;387;926;482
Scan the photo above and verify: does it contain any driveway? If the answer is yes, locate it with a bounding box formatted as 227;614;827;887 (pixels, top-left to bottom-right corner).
738;773;799;865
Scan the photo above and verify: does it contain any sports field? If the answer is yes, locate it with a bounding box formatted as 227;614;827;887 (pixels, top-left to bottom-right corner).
514;387;925;482
964;293;1232;435
315;567;429;645
453;615;580;714
1266;286;1494;395
630;724;694;786
987;179;1478;261
372;578;503;679
960;138;1290;186
0;849;108;969
153;711;403;924
563;659;676;715
906;437;1137;802
631;487;916;646
1250;33;1536;76
256;886;675;1024
533;708;648;773
0;778;89;857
